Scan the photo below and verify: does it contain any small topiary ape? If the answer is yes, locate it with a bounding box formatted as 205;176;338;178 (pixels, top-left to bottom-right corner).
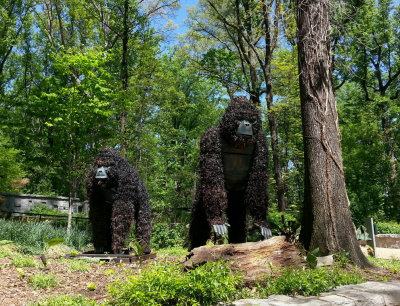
86;147;151;254
189;96;271;249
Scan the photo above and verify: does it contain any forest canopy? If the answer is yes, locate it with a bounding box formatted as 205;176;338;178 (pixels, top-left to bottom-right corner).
0;0;399;226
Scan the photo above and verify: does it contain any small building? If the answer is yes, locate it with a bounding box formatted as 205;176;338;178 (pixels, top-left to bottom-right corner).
0;192;87;216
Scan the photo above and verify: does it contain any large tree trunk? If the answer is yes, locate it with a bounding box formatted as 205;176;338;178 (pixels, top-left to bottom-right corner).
296;0;372;267
120;0;129;154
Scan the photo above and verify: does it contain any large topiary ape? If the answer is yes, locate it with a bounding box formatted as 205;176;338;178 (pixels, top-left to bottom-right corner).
86;147;151;254
189;96;271;249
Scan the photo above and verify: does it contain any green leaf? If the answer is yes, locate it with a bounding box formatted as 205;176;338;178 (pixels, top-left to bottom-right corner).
306;248;319;269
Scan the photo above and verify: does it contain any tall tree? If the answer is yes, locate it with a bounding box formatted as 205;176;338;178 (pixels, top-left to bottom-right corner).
86;0;179;153
296;0;372;267
333;0;400;222
0;0;33;94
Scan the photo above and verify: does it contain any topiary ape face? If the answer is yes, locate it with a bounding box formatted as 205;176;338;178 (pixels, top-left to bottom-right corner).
219;96;262;146
86;147;151;254
189;96;270;249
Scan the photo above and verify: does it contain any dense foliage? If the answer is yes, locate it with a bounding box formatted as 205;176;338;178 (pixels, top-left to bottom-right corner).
376;221;400;234
0;0;399;230
151;223;187;249
108;261;244;305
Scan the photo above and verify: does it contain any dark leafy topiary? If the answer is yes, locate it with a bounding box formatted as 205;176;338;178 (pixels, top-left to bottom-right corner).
189;96;270;249
86;147;151;253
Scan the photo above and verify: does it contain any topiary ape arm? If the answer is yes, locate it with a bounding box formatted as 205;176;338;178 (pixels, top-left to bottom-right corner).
133;181;152;254
199;127;228;227
245;131;270;234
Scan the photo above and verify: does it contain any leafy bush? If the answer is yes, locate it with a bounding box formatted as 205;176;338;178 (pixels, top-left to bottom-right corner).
151;223;186;249
0;219;91;254
108;260;244;305
33;295;95;306
29;273;59;289
376;221;400;234
0;131;25;193
28;205;67;216
257;267;364;297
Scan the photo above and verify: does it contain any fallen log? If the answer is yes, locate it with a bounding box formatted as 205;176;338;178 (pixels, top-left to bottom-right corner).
184;236;305;284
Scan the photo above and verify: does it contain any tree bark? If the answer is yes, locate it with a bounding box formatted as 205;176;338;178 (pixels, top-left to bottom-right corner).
296;0;372;267
66;191;74;238
185;236;305;285
120;0;129;154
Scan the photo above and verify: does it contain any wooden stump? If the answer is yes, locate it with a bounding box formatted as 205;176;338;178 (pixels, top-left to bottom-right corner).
184;236;305;285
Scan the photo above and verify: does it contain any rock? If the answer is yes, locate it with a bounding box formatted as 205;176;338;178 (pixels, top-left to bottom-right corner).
317;255;334;267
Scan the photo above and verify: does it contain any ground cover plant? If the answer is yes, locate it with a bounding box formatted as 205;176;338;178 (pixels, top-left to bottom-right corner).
368;257;400;274
28;273;60;289
12;255;38;268
33;295;96;306
57;258;92;272
257;266;365;297
108;260;246;305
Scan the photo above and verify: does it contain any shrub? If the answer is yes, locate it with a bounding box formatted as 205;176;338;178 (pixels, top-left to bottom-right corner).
257;267;364;297
108;260;244;305
0;219;91;254
12;255;37;268
376;221;400;234
151;223;186;249
29;273;59;289
28;205;67;216
0;131;25;193
33;295;95;305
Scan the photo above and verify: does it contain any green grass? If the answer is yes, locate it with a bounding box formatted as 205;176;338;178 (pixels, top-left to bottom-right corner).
0;219;91;254
32;295;96;305
12;255;37;268
28;273;59;289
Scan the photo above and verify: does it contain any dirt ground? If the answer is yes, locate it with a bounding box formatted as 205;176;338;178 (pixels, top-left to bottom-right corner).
0;256;133;305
